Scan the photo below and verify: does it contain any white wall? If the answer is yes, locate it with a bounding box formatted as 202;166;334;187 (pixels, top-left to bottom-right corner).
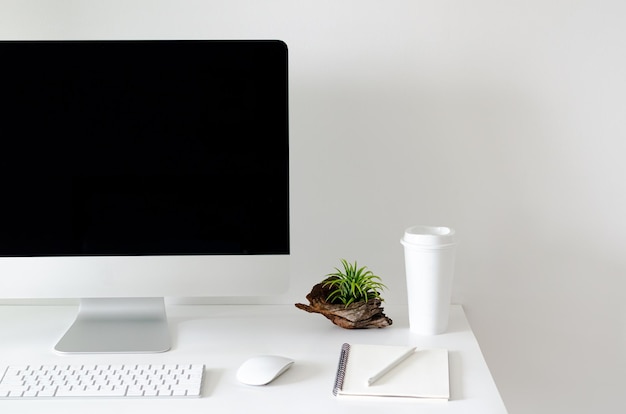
2;1;625;412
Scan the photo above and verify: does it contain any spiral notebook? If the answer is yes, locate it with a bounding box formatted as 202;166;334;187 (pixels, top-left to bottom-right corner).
333;343;449;400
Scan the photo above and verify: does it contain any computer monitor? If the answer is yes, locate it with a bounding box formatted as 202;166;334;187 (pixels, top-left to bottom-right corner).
0;40;290;353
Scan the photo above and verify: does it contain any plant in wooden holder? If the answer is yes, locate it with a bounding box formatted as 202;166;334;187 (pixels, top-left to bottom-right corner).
295;259;392;329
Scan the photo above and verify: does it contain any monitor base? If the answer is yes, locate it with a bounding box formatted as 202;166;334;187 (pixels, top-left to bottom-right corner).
55;297;171;354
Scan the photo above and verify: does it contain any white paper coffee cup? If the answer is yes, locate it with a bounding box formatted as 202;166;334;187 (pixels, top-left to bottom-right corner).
401;225;457;335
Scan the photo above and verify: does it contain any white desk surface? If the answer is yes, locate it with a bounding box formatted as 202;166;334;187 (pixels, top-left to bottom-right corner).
0;304;507;413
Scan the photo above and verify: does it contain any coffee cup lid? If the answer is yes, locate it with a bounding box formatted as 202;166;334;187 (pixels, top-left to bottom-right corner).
401;225;456;247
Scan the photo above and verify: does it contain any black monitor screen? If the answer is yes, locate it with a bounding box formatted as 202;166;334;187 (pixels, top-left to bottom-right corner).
0;40;289;256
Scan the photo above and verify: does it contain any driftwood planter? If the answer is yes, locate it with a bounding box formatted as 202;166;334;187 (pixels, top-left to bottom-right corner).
295;281;392;329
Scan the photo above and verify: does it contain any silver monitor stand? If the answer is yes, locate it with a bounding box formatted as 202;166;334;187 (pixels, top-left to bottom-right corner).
55;297;171;354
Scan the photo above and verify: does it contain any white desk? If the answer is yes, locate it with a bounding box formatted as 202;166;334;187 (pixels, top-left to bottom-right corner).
0;304;507;413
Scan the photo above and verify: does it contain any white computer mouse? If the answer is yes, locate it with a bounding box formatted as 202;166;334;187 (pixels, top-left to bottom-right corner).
236;355;294;386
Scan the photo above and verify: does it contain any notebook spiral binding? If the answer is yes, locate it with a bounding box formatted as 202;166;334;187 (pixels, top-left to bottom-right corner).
332;342;351;396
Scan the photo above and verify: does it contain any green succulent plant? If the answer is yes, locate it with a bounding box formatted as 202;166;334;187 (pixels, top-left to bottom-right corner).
322;259;387;307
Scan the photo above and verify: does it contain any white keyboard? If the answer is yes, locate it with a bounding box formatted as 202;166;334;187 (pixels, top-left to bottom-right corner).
0;363;204;399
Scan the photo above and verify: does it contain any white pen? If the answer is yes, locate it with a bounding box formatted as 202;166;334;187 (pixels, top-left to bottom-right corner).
367;346;417;386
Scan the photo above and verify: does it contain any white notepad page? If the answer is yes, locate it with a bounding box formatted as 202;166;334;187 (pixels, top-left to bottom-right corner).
337;344;449;399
